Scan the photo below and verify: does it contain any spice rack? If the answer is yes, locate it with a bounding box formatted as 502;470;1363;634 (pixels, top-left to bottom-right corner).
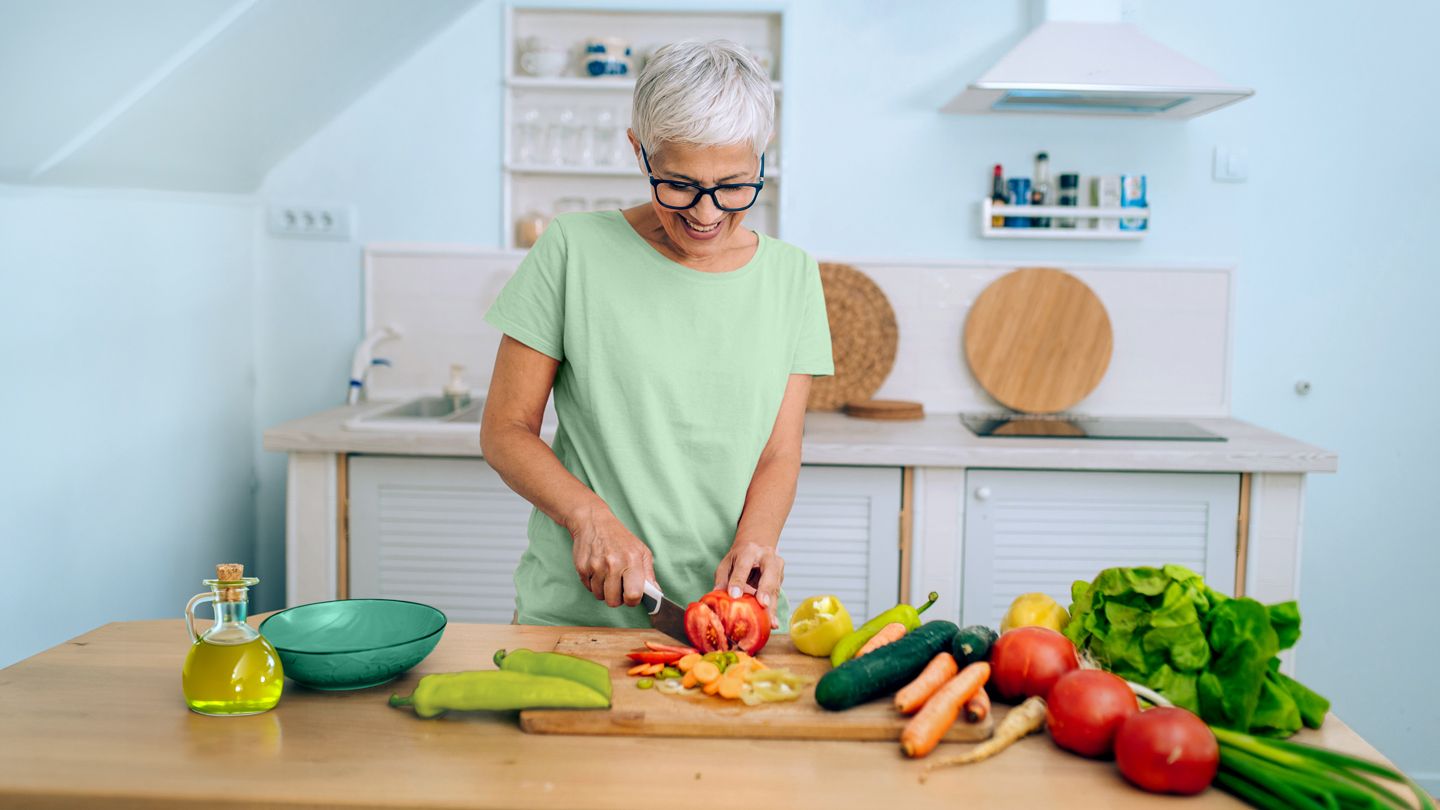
979;199;1150;241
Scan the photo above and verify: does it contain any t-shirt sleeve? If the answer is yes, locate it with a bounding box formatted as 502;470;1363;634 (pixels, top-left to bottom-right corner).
484;218;568;361
791;257;835;376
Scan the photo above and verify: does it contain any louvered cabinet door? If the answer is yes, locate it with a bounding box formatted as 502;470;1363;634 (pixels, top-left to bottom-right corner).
780;466;902;624
962;470;1240;629
348;456;533;624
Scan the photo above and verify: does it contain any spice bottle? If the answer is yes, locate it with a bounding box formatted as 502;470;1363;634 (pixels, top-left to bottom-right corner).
1029;152;1052;227
990;164;1007;227
1057;173;1080;228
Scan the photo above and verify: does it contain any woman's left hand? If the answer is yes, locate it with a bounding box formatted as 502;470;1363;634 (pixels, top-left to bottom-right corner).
713;541;784;629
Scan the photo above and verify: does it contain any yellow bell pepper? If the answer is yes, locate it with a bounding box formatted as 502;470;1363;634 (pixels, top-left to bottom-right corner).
788;595;854;657
1000;592;1070;633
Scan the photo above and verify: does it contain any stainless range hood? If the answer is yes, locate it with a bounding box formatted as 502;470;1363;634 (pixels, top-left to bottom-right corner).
943;8;1253;119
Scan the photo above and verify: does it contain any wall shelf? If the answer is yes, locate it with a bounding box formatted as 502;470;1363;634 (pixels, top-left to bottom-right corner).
980;199;1150;241
503;6;786;249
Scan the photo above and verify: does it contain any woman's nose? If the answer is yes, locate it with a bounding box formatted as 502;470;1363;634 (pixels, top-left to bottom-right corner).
692;195;723;222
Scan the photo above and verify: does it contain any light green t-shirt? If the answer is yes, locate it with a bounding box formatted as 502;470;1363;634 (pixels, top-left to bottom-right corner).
484;210;834;628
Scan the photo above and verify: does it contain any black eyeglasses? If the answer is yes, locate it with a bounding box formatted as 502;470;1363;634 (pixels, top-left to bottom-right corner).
642;146;765;212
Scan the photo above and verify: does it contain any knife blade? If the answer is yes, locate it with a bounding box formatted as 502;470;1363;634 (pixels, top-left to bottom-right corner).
640;580;691;645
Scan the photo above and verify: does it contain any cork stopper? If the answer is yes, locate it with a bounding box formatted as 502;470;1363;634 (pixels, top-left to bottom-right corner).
215;563;245;602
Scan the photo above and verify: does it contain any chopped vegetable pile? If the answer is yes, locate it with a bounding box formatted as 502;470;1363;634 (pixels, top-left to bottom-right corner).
624;644;809;705
1065;565;1329;737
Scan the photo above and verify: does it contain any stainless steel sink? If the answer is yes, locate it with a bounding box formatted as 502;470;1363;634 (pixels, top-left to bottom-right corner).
343;396;555;434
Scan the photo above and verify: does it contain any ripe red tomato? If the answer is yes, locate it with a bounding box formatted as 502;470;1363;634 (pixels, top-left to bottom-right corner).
684;592;771;654
987;626;1079;702
1114;708;1219;795
1045;669;1140;758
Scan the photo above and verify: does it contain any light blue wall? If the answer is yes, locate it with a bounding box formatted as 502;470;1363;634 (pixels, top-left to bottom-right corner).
0;185;259;665
253;0;1436;784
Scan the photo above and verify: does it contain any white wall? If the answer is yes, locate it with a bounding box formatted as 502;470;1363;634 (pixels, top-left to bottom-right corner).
253;0;1439;784
0;184;259;665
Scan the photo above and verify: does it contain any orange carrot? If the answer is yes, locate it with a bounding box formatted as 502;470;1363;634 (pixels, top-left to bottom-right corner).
894;652;960;714
717;673;745;699
963;688;991;724
627;663;649;676
681;670;699;689
692;661;721;684
701;679;721;696
900;662;990;759
855;622;907;659
678;653;702;672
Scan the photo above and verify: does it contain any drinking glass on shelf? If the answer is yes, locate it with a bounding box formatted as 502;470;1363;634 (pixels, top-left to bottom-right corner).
592;197;624;212
512;105;544;165
589;107;620;166
554;107;589;166
554;197;587;217
542;107;574;166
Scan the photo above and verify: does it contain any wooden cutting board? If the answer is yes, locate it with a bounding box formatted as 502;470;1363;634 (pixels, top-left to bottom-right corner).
963;267;1113;414
519;629;993;742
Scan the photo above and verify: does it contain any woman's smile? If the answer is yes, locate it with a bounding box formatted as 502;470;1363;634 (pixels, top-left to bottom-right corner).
678;212;726;240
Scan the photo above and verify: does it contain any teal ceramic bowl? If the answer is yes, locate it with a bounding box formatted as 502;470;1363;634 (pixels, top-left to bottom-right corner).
259;599;446;691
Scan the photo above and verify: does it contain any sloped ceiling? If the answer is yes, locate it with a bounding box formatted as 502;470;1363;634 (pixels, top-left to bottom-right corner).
0;0;479;192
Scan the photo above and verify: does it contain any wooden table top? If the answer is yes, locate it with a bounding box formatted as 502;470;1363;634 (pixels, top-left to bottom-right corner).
0;618;1390;809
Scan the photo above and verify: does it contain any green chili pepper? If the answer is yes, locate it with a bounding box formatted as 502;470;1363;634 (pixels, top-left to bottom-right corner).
493;648;612;701
660;667;681;679
636;678;655;689
389;670;610;719
829;592;940;667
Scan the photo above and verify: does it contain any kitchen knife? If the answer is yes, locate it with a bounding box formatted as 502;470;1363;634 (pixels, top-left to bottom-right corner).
640;580;691;645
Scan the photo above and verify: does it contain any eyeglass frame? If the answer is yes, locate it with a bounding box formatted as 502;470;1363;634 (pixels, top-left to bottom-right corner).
641;145;766;212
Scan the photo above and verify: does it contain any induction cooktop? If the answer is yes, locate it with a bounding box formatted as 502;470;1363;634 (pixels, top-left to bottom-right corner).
960;414;1225;441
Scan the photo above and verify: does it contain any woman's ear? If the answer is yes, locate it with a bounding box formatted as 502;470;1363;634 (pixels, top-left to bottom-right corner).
626;129;642;169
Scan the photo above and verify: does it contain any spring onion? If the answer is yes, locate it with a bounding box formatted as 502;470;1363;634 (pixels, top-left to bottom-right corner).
1211;725;1436;810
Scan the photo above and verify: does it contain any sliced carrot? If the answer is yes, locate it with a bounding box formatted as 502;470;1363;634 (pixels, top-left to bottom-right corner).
894;652;960;715
627;663;649;676
702;679;721;695
855;622;908;659
963;688;991;724
678;653;702;672
718;675;745;700
647;663;667;676
681;670;699;689
900;662;991;759
750;658;768;671
692;661;721;684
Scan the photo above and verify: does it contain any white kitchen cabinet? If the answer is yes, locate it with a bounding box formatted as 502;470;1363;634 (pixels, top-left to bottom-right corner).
349;456;533;624
961;470;1239;629
348;457;901;624
780;465;901;623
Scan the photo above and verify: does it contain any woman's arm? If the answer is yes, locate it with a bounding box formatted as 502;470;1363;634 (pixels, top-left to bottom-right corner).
714;373;812;624
481;335;655;607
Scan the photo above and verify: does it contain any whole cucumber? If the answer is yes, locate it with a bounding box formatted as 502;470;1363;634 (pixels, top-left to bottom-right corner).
815;621;959;711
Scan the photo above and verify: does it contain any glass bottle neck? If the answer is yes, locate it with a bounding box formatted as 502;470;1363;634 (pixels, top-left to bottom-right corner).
203;591;258;644
214;598;249;626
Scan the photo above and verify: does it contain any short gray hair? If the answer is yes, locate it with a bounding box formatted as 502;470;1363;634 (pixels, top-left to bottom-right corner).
632;40;774;157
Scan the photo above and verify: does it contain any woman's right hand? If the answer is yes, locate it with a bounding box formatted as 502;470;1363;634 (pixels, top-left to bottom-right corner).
566;506;656;608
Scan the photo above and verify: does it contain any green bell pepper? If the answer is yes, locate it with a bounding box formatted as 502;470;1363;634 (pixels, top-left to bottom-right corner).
829;591;939;667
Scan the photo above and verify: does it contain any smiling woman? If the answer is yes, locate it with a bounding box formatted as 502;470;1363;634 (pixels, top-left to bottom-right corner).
479;40;833;633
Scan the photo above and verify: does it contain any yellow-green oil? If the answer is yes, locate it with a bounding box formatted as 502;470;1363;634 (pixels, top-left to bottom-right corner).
182;635;284;716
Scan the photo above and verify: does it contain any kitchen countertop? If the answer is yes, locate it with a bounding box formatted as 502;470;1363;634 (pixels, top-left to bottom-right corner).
0;619;1387;809
263;403;1337;473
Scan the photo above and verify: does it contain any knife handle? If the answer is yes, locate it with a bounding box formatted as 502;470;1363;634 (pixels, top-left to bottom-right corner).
642;580;664;615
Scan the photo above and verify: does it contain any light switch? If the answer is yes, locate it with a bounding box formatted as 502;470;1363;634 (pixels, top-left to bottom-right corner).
1213;146;1249;183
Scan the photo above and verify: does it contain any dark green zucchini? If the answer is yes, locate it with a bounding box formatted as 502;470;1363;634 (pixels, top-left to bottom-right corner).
952;625;999;668
814;620;959;711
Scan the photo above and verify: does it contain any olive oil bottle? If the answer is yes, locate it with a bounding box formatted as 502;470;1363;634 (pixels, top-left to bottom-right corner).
182;563;283;716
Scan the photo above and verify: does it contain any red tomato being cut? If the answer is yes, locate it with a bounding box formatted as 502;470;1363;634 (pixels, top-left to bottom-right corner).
1114;707;1219;795
987;626;1079;702
1045;669;1140;758
684;592;771;655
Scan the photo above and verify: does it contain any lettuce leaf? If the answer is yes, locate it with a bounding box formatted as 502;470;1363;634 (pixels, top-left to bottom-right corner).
1066;565;1328;738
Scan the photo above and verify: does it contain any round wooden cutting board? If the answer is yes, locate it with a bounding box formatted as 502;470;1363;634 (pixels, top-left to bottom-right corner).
963;267;1113;414
807;262;898;411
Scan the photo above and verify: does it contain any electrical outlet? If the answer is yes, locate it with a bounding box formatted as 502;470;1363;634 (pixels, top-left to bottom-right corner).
267;203;354;240
1212;146;1249;183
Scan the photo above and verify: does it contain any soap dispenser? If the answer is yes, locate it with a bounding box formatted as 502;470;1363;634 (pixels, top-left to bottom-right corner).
444;364;470;410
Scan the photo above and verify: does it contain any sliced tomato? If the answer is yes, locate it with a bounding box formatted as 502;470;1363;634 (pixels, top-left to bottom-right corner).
625;649;683;664
721;594;771;655
684;592;771;655
644;641;699;655
684;600;727;653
